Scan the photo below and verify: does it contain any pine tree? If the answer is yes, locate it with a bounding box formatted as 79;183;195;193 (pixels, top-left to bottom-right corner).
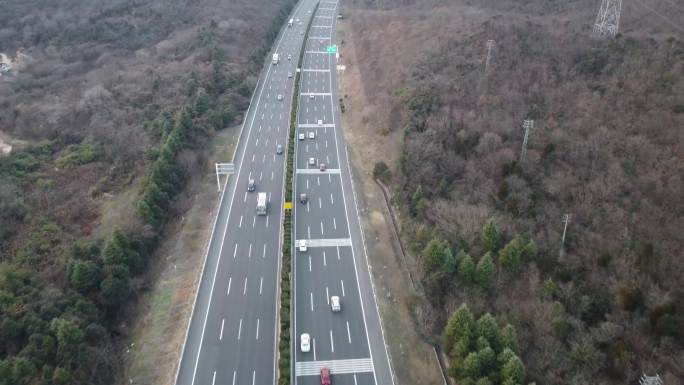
422;238;451;273
444;303;475;356
459;253;476;285
411;185;425;216
501;355;526;385
481;220;501;253
476;313;502;353
499;236;524;272
476;252;496;290
499;324;519;353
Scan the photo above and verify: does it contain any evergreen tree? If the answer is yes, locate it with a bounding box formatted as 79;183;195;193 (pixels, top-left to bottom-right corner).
477;346;497;376
421;238;451;273
501;355;526;385
499;324;519;353
499;236;524;272
476;252;496;290
481;220;501;253
459;254;476;285
476;313;502;353
411;185;425;216
462;351;482;379
66;259;102;293
444;303;475;355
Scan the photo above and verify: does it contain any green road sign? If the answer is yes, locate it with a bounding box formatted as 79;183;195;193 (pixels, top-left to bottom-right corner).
326;45;337;53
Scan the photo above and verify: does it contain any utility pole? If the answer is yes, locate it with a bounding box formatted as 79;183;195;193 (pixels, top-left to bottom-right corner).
593;0;622;38
485;39;495;72
561;214;571;247
520;119;534;163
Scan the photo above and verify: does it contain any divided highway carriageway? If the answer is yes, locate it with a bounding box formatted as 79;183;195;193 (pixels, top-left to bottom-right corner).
174;1;395;384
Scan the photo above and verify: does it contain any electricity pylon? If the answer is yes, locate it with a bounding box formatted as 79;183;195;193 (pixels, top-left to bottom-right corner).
593;0;622;38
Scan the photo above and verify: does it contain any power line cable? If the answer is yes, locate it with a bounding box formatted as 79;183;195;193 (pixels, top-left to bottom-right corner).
658;0;684;14
631;0;684;34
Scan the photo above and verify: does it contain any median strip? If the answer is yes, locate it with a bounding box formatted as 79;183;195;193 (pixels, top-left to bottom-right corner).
277;2;319;385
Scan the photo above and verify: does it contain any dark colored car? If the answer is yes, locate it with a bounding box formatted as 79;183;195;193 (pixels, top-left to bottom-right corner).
320;367;331;385
247;179;256;192
300;193;308;204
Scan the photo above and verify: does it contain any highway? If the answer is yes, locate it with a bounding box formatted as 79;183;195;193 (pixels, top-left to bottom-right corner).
174;1;319;384
292;2;395;385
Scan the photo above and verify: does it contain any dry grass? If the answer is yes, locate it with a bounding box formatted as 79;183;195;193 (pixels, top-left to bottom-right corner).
337;15;444;385
120;126;238;385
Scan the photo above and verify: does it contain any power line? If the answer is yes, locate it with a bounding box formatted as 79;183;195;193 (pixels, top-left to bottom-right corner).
632;0;684;34
657;0;684;14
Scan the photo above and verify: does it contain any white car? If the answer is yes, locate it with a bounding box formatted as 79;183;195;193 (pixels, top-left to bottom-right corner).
330;296;341;312
277;94;283;101
308;131;315;139
288;54;292;60
308;157;316;166
317;119;323;126
299;240;308;252
288;72;293;78
300;333;311;352
309;94;314;99
298;133;305;140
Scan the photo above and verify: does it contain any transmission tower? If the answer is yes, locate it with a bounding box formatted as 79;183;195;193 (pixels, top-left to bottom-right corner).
520;119;534;163
593;0;622;38
640;374;663;385
485;40;495;72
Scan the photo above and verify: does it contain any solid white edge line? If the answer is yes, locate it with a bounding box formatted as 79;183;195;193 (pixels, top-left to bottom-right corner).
331;7;398;384
324;3;382;384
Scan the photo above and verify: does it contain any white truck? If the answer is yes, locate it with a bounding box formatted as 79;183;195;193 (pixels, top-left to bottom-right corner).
288;19;294;28
272;53;279;65
256;192;268;215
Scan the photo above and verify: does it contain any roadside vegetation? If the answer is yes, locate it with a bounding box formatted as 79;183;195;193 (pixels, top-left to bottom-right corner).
0;0;297;384
278;4;318;384
341;0;683;384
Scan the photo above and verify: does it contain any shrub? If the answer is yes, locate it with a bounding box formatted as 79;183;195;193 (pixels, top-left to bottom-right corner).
56;143;101;168
373;161;391;183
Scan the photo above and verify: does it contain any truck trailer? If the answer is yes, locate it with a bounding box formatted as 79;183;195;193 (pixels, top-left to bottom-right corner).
256;192;268;215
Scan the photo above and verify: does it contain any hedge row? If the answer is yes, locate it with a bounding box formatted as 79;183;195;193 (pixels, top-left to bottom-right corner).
277;2;319;384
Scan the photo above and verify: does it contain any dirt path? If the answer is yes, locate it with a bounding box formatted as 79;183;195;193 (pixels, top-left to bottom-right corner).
336;16;444;385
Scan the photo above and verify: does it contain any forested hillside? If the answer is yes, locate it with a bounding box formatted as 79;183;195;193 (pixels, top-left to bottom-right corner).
341;0;683;384
0;0;295;384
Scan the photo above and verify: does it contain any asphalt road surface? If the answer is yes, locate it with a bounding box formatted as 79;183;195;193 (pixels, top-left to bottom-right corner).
292;2;395;385
174;1;320;384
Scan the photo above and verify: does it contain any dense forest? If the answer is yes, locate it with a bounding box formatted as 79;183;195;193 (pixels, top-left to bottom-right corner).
367;0;684;384
0;0;295;384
